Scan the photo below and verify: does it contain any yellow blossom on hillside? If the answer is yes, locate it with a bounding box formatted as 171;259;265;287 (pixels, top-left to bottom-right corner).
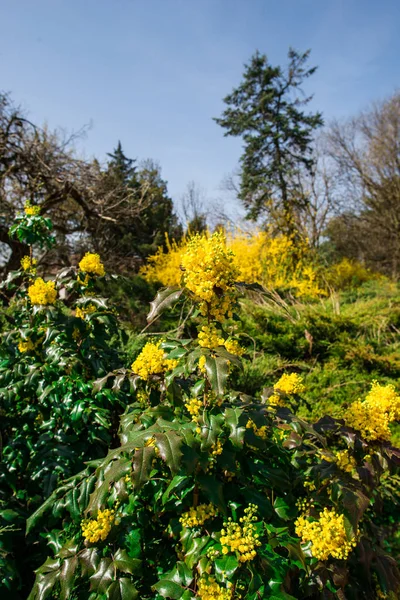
24;203;40;216
220;504;261;563
295;507;358;561
345;381;400;441
78;252;105;276
131;340;178;380
180;503;217;528
28;278;57;305
274;373;305;395
81;508;115;543
141;229;326;299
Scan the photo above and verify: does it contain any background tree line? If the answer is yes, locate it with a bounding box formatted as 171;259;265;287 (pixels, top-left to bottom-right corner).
1;48;399;280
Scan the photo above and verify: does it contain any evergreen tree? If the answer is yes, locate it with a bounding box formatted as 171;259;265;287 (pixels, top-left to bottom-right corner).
215;49;323;233
106;140;136;185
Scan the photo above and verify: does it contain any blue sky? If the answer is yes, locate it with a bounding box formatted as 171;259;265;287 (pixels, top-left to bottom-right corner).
1;0;399;213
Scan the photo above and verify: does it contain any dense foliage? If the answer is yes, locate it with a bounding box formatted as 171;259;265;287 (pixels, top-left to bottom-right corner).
1;209;398;600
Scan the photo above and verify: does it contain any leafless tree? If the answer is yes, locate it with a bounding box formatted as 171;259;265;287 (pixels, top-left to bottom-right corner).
326;91;400;276
0;93;155;273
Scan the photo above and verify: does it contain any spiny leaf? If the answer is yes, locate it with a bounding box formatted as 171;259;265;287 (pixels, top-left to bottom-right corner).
132;446;155;490
205;355;229;395
108;578;139;600
147;287;183;322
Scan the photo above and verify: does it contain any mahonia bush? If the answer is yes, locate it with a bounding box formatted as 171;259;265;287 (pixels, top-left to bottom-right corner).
1;212;399;600
0;204;128;595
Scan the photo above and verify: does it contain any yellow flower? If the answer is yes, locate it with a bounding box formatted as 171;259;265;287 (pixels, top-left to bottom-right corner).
20;256;37;274
181;231;239;321
268;393;286;407
28;278;57;305
81;508;115;543
246;418;268;439
320;449;356;474
78;252;105;276
295;507;358;561
198;355;207;373
180;503;217;528
219;504;261;563
197;575;232;600
185;397;203;422
198;324;224;349
75;304;97;320
18;339;35;353
344;381;400;441
24;203;40;216
131;340;178;380
274;373;305;395
224;338;245;356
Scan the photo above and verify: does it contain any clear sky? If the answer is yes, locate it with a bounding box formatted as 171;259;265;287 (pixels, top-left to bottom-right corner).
1;0;399;213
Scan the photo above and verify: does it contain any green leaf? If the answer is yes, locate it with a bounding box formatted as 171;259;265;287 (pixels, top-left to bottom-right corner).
153;579;184;599
132;446;155;490
154;431;183;473
147;287;183;322
113;549;141;575
59;556;78;600
273;497;297;521
79;547;101;577
215;555;239;582
162;476;190;505
224;407;245;448
205;355;229;395
89;557;114;593
108;578;139;600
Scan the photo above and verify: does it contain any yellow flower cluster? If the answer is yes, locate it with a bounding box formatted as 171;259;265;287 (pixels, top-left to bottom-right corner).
24;203;40;216
131;341;178;380
335;450;357;473
274;373;305;395
268;393;286;407
141;229;325;299
220;504;261;563
81;508;115;543
345;381;400;441
211;440;223;456
28;278;57;305
199;355;207;373
246;419;268;439
180;503;217;528
185;397;203;422
78;252;105;276
224;338;245;357
198;324;224;349
181;231;239;321
75;304;97;320
20;256;37;274
18;339;35;353
319;449;356;474
197;576;232;600
295;508;357;561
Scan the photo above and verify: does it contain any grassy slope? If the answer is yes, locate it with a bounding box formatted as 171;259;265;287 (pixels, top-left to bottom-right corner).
233;280;400;444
